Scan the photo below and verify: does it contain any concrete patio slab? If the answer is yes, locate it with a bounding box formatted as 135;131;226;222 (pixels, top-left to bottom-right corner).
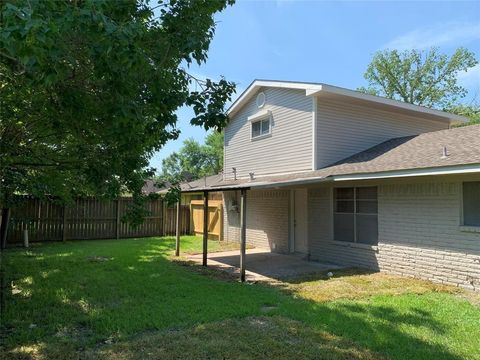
187;248;342;282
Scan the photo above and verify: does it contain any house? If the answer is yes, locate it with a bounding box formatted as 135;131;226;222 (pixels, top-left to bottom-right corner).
178;79;480;290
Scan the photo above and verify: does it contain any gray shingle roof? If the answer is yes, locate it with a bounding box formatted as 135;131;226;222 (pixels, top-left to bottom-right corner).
179;125;480;192
321;124;480;176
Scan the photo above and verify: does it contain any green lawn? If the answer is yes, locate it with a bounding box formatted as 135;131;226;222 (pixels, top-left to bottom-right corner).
1;237;479;360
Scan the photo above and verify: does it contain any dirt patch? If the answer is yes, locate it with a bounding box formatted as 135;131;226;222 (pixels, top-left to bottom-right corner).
284;268;466;303
86;316;384;360
86;256;112;263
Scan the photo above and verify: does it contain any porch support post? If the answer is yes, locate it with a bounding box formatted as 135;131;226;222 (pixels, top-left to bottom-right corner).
175;197;181;257
202;191;208;266
240;189;247;282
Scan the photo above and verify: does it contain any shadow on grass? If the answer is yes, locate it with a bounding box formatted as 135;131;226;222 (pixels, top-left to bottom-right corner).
1;237;475;360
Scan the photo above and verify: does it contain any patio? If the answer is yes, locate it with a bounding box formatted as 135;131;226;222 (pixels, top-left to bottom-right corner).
187;248;343;282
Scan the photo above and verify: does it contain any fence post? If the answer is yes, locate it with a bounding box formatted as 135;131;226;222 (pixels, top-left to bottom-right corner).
62;205;67;242
175;200;180;256
116;199;121;239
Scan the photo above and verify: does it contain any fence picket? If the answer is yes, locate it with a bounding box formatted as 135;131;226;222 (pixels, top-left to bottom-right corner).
6;196;190;244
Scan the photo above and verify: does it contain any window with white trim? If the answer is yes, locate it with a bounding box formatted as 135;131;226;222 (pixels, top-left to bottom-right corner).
251;118;270;139
463;181;480;226
334;186;378;245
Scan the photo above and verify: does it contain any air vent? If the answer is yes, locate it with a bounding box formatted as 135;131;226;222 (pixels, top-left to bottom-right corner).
256;92;266;108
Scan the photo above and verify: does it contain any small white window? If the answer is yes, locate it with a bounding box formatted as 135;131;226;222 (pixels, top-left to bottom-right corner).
251;118;271;139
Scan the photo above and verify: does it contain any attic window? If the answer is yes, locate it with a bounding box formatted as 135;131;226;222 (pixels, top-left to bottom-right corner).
248;109;272;140
251;118;270;138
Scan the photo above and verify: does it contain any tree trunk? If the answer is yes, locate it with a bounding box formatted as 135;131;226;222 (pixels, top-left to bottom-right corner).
0;207;11;250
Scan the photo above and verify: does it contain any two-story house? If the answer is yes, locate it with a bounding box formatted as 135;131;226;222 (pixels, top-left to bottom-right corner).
180;79;480;290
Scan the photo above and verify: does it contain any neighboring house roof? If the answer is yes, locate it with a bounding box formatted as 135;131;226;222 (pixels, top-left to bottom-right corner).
142;179;163;194
156;174;224;193
228;79;468;124
181;125;480;192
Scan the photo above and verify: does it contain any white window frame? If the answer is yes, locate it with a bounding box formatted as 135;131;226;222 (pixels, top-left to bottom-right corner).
333;186;378;245
461;181;480;228
248;109;272;141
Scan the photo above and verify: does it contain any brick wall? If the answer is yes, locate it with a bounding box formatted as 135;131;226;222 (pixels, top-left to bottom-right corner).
309;176;480;291
223;189;290;252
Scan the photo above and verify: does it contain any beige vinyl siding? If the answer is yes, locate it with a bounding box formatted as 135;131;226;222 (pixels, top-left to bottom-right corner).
308;175;480;290
316;98;449;168
224;88;312;180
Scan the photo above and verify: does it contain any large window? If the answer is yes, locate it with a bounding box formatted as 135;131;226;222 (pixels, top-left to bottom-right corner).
251;118;271;139
334;187;378;245
463;182;480;226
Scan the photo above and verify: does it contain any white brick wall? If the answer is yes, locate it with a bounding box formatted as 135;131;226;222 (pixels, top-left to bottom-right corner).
309;177;480;291
223;189;290;252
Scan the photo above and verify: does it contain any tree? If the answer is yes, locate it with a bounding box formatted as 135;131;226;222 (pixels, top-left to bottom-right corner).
158;130;223;184
203;130;224;175
449;103;480;127
358;48;478;109
0;0;235;246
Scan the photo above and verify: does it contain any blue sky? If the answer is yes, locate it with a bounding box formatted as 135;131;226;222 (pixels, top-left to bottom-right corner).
149;0;480;171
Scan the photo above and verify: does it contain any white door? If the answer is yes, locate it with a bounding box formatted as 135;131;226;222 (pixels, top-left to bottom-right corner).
293;189;308;254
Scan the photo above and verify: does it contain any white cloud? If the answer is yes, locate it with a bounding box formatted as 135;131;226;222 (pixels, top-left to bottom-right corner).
384;22;480;50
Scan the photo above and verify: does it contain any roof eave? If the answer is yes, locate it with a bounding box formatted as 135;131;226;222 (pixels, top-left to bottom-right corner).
227;79;322;117
306;85;468;124
227;79;468;124
331;163;480;182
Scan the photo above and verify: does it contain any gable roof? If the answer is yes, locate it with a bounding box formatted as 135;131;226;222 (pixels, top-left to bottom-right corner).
180;125;480;192
228;79;468;125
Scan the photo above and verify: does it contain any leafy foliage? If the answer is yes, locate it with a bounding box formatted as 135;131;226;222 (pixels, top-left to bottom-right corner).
358;48;478;109
449;103;480;127
0;0;235;223
158;130;224;184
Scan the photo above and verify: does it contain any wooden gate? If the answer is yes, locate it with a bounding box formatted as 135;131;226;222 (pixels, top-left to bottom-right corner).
190;199;223;240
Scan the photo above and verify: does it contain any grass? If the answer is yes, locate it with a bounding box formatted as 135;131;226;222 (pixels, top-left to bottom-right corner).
1;237;479;360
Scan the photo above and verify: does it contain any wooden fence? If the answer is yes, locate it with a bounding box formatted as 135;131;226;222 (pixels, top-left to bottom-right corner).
163;204;190;236
4;196;191;244
190;199;223;240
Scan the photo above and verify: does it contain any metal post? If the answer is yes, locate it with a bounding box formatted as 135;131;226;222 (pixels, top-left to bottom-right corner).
175;199;181;256
202;191;209;266
240;189;247;282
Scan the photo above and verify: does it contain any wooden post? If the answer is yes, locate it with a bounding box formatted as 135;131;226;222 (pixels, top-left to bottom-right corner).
23;229;29;248
175;199;180;256
116;199;121;239
62;205;67;242
202;191;208;266
240;189;247;282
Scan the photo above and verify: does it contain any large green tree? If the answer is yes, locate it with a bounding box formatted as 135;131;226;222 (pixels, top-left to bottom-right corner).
0;0;235;245
159;130;223;184
359;48;478;109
